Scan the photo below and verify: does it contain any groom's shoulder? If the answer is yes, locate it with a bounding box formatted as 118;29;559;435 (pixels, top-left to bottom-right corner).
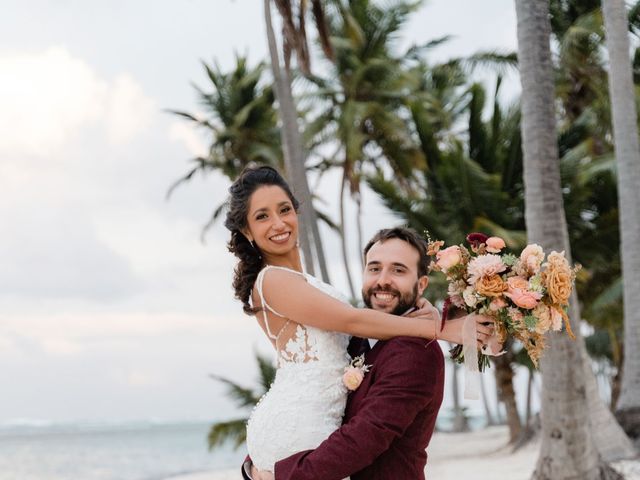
378;336;444;365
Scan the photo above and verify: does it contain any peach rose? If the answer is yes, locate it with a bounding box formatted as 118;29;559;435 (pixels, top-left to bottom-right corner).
476;274;508;297
507;276;529;291
486;236;506;253
342;367;365;391
489;297;508;311
436;246;462;271
520;244;545;274
505;288;542;309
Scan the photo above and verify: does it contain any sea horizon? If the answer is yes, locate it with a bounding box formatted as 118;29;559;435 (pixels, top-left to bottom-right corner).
0;418;246;480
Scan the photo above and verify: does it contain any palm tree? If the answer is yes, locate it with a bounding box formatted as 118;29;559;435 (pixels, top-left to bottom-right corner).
207;352;276;450
545;3;638;458
515;1;624;478
303;0;429;296
368;76;528;443
169;56;282;234
602;0;640;440
270;0;335;76
264;0;330;282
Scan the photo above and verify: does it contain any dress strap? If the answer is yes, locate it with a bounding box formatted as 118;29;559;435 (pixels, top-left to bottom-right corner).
254;265;304;340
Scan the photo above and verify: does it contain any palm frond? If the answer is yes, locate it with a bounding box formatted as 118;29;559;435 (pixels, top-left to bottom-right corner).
209;374;261;409
208;419;248;450
255;352;277;390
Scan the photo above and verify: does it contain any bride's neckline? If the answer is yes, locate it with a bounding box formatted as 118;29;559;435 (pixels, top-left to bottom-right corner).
263;264;306;275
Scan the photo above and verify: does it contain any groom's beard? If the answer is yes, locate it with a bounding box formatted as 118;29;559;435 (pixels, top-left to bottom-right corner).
362;284;419;316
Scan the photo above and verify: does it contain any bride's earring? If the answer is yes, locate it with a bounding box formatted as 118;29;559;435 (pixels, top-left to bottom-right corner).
251;240;262;259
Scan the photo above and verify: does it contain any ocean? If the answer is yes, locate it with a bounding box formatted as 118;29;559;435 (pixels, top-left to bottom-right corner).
0;420;245;480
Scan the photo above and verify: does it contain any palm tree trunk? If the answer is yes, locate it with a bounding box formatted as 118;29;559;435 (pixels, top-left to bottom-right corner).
264;0;330;282
450;359;469;432
581;337;635;460
525;368;533;427
480;372;497;426
602;0;640;440
355;191;364;270
339;173;357;299
494;352;521;443
610;326;622;410
515;1;627;477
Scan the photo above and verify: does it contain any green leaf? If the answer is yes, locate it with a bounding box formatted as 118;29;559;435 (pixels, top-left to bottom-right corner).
524;315;537;331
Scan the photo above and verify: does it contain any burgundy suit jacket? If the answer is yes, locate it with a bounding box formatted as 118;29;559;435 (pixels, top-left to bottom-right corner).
273;335;444;480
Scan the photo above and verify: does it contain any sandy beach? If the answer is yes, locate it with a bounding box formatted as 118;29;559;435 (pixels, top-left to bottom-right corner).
171;425;640;480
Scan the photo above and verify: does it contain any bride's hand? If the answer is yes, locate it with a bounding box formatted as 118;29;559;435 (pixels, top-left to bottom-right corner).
440;313;495;348
251;465;274;480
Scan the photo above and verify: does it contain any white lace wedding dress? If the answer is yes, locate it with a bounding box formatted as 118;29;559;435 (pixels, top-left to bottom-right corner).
246;265;352;473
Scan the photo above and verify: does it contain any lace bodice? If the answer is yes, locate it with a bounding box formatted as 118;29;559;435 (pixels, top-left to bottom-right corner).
246;266;351;473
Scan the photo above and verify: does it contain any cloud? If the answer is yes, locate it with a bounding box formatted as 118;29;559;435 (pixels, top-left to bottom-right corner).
168;119;208;158
0;46;155;156
0;198;141;302
0;310;255;357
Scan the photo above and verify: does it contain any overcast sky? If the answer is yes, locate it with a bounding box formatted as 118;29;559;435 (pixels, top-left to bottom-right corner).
0;0;527;424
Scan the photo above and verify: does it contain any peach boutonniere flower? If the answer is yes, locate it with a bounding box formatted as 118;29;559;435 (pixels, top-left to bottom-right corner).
343;354;371;391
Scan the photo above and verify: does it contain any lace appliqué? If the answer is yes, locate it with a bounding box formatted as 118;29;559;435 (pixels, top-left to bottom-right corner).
279;324;319;364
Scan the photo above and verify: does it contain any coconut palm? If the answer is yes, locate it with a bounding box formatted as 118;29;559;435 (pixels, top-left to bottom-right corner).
169;56;282;234
545;1;637;459
368;76;528;442
264;0;330;282
515;1;625;478
207;352;276;450
602;0;640;439
302;0;429;296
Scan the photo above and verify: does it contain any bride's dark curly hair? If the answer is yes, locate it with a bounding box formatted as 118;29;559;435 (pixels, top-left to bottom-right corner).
224;165;300;315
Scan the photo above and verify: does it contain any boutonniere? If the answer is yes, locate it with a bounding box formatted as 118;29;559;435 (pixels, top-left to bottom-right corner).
342;354;372;391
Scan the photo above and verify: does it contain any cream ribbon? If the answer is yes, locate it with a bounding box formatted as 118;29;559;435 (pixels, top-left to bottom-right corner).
462;314;480;400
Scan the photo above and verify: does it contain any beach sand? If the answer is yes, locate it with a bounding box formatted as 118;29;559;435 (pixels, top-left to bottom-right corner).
173;425;640;480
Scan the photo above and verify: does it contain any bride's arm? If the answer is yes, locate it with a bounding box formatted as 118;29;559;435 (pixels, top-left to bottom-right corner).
259;268;493;344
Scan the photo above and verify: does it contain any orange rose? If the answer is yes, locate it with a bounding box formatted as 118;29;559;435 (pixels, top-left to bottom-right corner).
476;275;508;297
544;251;573;304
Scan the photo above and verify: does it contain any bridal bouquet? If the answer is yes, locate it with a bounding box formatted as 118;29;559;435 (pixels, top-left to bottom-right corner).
428;233;580;371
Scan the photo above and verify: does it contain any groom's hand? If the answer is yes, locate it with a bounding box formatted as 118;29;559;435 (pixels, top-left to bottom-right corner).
251;465;275;480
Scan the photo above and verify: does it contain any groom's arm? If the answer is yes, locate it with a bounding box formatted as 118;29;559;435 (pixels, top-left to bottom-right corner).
274;339;443;480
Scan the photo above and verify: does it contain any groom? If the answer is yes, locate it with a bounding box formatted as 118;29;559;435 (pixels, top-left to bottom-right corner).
244;226;445;480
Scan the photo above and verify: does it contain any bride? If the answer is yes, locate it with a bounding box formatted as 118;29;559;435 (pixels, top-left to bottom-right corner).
223;165;493;475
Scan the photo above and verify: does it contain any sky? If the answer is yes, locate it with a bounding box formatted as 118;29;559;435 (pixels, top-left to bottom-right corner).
0;0;527;425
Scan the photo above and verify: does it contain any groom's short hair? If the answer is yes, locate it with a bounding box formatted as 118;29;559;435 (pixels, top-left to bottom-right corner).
363;227;429;277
